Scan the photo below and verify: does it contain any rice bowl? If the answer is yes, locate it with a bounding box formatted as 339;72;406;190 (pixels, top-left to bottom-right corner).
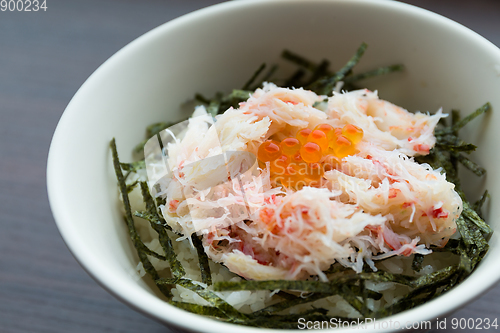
47;0;500;332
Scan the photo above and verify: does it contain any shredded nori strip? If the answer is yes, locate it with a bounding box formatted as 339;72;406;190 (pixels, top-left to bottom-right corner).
473;190;489;217
343;64;404;83
242;63;266;91
138;182;185;278
110;138;172;297
308;42;367;95
169;301;227;318
133;122;177;155
252;292;330;316
191;234;212;286
156;277;247;321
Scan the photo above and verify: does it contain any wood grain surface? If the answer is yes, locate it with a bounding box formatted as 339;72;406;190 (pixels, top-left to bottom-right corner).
0;1;498;332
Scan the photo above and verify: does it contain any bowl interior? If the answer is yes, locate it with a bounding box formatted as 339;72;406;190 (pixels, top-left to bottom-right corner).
47;0;500;332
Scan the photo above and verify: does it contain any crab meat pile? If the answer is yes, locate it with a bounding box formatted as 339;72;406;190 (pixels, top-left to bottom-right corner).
149;83;462;281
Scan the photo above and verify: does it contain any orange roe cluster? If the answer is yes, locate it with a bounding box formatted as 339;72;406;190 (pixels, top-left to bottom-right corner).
257;123;364;189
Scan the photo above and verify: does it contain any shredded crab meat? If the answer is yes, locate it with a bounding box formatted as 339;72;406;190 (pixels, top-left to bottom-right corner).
151;84;462;281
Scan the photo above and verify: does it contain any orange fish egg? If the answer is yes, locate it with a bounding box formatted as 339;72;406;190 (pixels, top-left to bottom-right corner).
328;128;343;149
258;140;281;162
280;137;301;156
296;128;312;145
342;124;363;144
308;130;329;151
314;123;335;140
300;142;322;163
270;154;289;174
333;135;357;158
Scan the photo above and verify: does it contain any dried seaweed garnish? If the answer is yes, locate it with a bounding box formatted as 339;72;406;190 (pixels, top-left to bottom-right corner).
207;92;223;117
110;138;171;297
308;42;367;95
281;49;322;72
242;63;266;91
341;283;372;318
454;153;486;176
138;182;185;278
157;277;247;321
169;301;227;318
191;234;212;286
214;278;388;298
473;190;489;217
252;292;330;316
343;64;404;83
375;266;458;317
133;122;176;155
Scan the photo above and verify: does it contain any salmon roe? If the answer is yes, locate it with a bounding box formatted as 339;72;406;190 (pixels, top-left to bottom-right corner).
280;138;301;156
258;140;281;162
257;123;364;189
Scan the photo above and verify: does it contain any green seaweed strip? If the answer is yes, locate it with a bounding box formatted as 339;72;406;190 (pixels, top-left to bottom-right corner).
436;103;490;136
133;122;176;155
409;265;457;289
451;109;461;129
157;277;247;321
353;271;415;286
207;92;223;117
376;289;436;318
460;196;492;235
341;284;372;318
120;160;146;172
473;190;489;216
240;310;333;329
191;234;212;286
284;69;307;88
304;59;330;87
252;292;330;316
454;153;486;176
224;89;253;101
436;133;475;149
139;182;185;278
170;301;227;318
126;180;138;194
214;279;337;293
343;64;404;83
242;63;266;90
281;49;320;72
451;102;491;132
134;211;172;230
258;64;278;87
435;143;476;153
110;138;172;297
310;42;368;95
455;216;476;247
214;278;383;298
377;266;458;317
194;93;211;105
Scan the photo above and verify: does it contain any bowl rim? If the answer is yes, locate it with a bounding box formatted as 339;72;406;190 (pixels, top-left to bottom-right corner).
47;0;500;332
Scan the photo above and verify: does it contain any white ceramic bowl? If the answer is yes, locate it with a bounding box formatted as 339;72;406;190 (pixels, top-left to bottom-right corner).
47;0;500;332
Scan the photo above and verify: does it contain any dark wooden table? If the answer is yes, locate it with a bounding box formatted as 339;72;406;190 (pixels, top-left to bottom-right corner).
1;0;499;332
